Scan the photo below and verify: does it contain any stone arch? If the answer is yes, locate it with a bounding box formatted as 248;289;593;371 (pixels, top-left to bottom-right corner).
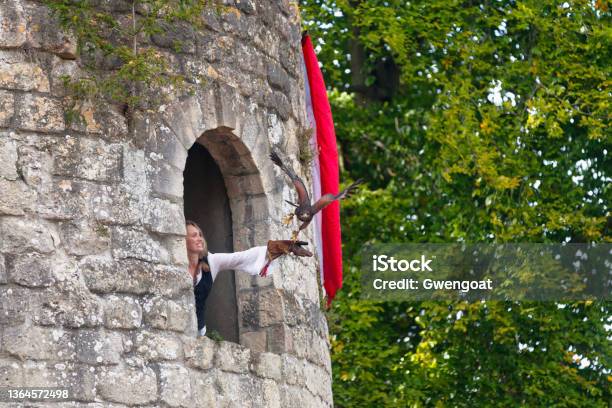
157;94;283;351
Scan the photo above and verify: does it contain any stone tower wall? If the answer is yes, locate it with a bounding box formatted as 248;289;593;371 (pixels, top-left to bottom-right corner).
0;0;332;406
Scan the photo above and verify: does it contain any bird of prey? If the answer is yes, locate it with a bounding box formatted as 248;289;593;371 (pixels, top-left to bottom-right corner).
270;151;362;240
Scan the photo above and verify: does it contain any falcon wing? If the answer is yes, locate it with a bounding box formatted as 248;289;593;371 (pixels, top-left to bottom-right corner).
311;179;363;214
270;151;310;205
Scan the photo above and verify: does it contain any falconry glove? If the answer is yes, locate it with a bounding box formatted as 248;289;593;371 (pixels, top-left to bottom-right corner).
260;240;313;277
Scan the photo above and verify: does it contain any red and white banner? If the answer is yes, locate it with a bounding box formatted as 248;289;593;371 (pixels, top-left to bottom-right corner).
301;34;342;306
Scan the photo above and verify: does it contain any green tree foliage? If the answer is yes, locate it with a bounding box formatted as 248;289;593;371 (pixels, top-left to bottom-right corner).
300;0;610;406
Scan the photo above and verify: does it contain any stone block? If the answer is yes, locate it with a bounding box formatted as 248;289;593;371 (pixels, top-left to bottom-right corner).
267;63;290;94
235;0;257;15
59;219;110;256
2;325;75;360
235;42;264;77
239;109;265;152
0;60;49;92
304;390;327;408
233;224;270;253
142;295;192;332
212;370;262;406
22;361;63;388
215;341;251;374
214;84;246;135
49;57;79;96
190;369;218;406
251;352;281;381
278;292;303;327
81;258;191;297
122;144;148;186
21;362;96;399
266;91;291;121
159;363;193;408
79;256;117;294
7;252;54;287
220;8;243;37
53;137;123;182
230;194;269;227
0;0;26;47
103;295;143;329
75;329;124;365
151;21;195;53
31;284;105;328
304;362;332;402
49;133;78;173
143;263;193;296
65;363;97;402
279;384;308;408
281;354;305;386
0;358;22;387
97;364;158;405
166;235;189;268
254;26;279;60
0;90;14;127
144;198;186;235
36;178;89;221
0;138;18;180
16;144;53;188
0;179;36;216
198;85;219;130
257;287;285;327
134;330;183;361
201;8;222;32
183;336;216;370
148;123;189;170
15;94;65;133
240;288;285;329
234;268;272;291
90;183;142;226
97;104;129;140
0;286;29;325
240;330;267;353
224;174;265;199
197;34;222;63
0;217;55;254
23;361;95;398
111;226;170;264
291;325;311;360
23;2;77;59
262;379;281;408
307;334;331;372
266;112;284;147
150;161;184;199
279;41;299;76
163;95;204;150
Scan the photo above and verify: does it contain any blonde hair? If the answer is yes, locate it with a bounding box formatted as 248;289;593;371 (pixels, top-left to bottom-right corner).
185;220;210;272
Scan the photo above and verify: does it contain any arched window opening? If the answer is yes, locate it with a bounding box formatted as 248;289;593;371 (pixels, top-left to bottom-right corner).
183;141;238;342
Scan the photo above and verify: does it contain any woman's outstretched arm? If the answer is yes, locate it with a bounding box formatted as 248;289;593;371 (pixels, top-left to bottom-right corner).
207;246;269;281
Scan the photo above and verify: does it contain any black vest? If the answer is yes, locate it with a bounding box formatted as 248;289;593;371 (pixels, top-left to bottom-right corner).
193;257;213;331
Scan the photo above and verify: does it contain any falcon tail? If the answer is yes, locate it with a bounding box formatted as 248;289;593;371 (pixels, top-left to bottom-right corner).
270;151;284;169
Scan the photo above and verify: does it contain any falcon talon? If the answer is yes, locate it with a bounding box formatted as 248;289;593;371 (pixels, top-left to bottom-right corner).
282;213;295;226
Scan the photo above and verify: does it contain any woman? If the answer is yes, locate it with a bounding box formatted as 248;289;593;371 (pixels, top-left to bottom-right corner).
185;220;312;336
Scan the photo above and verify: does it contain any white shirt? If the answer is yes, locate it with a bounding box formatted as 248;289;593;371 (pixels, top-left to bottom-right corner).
196;246;276;336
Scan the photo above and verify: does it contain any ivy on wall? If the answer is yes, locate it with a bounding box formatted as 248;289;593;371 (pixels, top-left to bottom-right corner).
43;0;221;127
